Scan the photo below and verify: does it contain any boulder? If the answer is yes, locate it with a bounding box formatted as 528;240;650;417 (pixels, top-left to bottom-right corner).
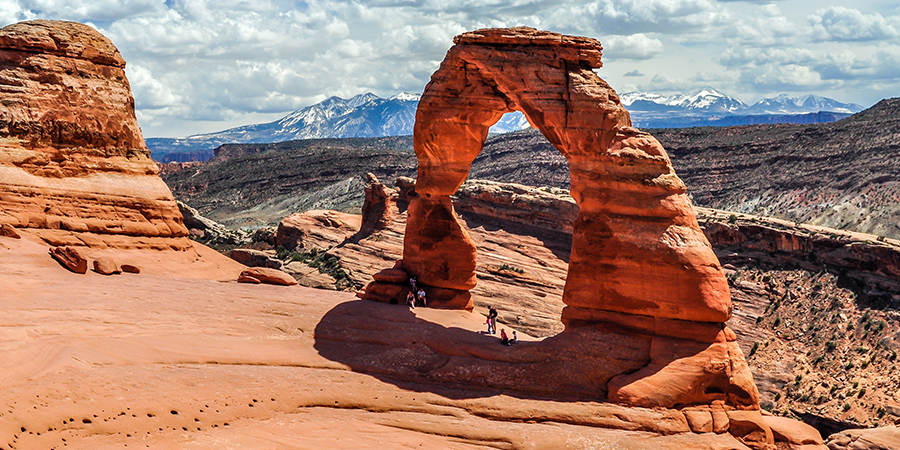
229;248;282;269
0;223;20;239
238;267;298;286
92;257;121;275
50;246;87;274
825;425;900;450
726;410;774;450
0;20;190;251
121;264;141;274
763;415;823;446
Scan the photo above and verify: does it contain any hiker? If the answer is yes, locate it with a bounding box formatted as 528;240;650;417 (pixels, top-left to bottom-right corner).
485;317;493;334
417;287;427;307
409;276;417;290
511;330;518;344
487;306;498;335
406;290;416;309
500;329;511;346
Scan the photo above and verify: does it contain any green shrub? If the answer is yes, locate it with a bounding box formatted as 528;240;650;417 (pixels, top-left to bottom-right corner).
749;342;759;357
728;214;737;224
826;341;837;352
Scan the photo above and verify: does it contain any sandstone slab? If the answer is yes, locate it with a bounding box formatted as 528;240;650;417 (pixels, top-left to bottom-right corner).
0;223;20;239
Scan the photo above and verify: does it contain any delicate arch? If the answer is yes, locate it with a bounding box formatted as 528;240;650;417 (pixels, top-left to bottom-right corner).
402;27;731;325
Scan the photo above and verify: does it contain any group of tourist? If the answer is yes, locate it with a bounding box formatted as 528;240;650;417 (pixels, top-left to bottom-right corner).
406;277;426;308
487;305;517;345
405;278;518;346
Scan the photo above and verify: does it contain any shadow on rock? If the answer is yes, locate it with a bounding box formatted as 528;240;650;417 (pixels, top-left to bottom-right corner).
313;299;652;402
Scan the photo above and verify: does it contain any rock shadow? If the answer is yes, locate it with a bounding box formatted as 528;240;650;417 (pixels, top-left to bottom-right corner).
313;299;652;402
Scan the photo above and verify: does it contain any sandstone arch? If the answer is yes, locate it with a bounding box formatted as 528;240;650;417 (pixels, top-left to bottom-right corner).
405;27;731;325
359;27;760;410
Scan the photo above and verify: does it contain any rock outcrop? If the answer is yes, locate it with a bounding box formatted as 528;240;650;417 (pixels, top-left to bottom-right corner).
358;27;755;412
237;267;299;286
0;20;189;250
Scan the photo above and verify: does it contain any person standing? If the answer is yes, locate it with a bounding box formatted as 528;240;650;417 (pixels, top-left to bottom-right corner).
488;306;498;335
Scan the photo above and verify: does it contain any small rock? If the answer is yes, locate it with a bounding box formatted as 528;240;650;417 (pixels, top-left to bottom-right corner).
92;257;121;275
121;264;141;274
50;246;88;274
0;223;21;239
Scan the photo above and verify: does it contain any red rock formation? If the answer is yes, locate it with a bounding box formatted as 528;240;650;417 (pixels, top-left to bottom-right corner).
238;267;298;286
358;27;756;411
0;20;189;250
359;173;396;233
50;245;87;274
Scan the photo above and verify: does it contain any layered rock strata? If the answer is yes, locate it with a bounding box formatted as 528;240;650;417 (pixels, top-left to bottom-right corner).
0;20;189;250
358;27;757;412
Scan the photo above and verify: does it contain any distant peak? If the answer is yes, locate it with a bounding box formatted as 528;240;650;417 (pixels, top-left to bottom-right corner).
390;92;421;101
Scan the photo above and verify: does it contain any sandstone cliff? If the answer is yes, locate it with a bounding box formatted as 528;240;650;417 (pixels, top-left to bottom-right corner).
0;20;189;251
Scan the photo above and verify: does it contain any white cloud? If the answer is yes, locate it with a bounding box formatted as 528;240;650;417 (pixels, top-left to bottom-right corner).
605;33;663;60
810;6;899;42
1;0;898;137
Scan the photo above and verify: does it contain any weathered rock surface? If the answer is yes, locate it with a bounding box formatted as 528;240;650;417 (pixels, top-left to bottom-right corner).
825;425;900;449
359;172;397;234
50;245;87;274
179;200;250;247
238;267;298;286
229;248;282;270
92;257;120;275
276;210;360;252
0;20;189;251
359;27;752;410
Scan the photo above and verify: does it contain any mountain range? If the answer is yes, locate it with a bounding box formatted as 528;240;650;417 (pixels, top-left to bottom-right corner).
148;88;864;162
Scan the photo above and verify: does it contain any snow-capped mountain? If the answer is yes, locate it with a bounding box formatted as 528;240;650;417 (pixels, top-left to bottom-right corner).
619;88;862;129
621;87;746;112
746;94;862;115
149;88;864;162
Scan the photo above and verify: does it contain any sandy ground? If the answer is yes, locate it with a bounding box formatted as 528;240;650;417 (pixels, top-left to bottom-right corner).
0;232;752;449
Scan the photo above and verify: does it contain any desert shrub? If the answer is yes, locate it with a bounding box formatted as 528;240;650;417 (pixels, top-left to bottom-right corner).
826;340;837;352
728;214;737;224
774;392;782;401
843;403;851;412
749;342;759;357
858;388;866;398
497;264;525;274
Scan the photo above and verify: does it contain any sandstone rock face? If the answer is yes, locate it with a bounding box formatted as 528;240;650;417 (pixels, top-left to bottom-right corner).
0;20;189;250
238;267;298;286
359;27;753;410
50;245;87;274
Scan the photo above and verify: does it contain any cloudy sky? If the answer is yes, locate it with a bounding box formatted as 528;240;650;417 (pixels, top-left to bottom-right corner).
2;0;899;137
